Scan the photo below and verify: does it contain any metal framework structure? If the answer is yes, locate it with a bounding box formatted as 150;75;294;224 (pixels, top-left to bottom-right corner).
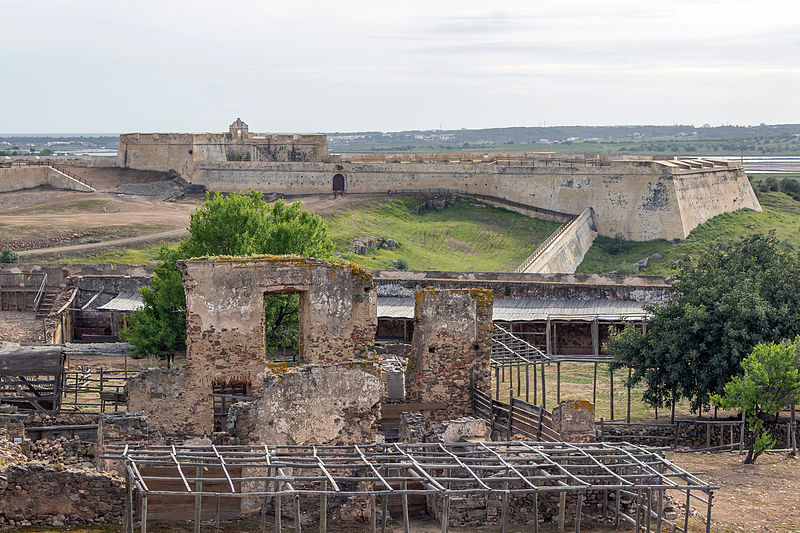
105;441;716;533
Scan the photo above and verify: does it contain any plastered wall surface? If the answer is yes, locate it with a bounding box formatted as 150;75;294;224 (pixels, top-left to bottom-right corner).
0;166;93;193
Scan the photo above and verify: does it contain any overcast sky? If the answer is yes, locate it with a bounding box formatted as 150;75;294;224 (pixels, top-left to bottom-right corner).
1;0;799;133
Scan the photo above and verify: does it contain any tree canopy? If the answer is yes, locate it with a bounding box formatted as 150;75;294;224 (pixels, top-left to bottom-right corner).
607;234;800;412
121;192;333;358
712;339;800;463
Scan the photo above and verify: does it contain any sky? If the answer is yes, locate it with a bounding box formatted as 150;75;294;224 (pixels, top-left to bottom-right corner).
1;0;799;133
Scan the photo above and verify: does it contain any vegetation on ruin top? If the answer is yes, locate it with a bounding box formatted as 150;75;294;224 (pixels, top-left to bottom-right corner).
327;198;561;271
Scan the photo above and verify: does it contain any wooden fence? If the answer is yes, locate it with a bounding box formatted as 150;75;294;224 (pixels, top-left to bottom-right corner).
60;368;134;413
472;388;560;441
598;419;748;451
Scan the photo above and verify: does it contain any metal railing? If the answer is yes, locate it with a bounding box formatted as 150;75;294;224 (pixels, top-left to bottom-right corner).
32;272;48;315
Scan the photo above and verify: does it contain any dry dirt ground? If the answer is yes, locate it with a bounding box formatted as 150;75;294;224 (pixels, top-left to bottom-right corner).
666;451;800;532
0;311;44;342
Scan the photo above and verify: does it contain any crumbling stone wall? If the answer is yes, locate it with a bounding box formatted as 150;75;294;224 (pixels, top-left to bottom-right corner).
0;463;124;528
405;288;493;418
180;256;377;375
229;363;382;446
124;256;378;440
124;368;201;437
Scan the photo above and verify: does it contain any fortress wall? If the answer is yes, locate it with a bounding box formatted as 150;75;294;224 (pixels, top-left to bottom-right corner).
191;160;692;240
0;166;48;192
672;168;762;237
521;208;598;274
117;133;194;174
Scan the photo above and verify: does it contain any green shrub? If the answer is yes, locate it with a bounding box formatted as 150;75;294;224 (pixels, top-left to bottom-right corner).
0;248;19;263
394;258;409;270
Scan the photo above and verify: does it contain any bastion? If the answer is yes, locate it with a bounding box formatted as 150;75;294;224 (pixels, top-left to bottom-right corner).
115;119;762;241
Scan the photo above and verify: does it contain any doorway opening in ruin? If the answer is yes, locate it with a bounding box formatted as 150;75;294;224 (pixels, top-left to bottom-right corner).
332;173;345;193
264;290;306;362
212;381;249;432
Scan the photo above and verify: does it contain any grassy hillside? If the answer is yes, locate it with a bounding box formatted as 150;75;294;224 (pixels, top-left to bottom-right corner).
328;198;560;271
577;189;800;275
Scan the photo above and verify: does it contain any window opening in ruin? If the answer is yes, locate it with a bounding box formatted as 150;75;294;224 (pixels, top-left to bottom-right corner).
265;292;302;362
212;382;248;432
332;173;345;192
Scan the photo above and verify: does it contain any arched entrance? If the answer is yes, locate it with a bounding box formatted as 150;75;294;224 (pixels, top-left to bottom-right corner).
332;174;345;192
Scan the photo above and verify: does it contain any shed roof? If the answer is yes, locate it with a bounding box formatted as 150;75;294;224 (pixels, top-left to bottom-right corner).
97;291;144;312
377;297;649;322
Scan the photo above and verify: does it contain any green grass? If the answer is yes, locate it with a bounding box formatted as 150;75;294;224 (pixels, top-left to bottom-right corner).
326;197;561;271
577;190;800;275
0;199;111;215
493;362;721;422
56;242;173;264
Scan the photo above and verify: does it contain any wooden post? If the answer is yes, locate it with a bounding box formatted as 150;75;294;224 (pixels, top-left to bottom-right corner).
275;486;282;533
260;469;271;533
705;492;713;533
140;494;148;533
600;418;605;442
558;491;566;533
294;495;301;533
525;363;530;403
656;488;663;533
541;363;547;410
501;480;510;533
370;494;376;533
194;466;203;533
441;496;450;533
614;488;621;529
671;396;676;424
402;476;409;533
592;319;599;407
125;469;133;533
674;422;681;449
683;490;691;532
507;388;514;439
320;479;327;533
533;362;538;405
626;367;632;424
791;400;797;456
706;424;711;449
609;367;615;420
574;493;584;533
215;494;221;533
533;492;539;533
546;318;551;357
495;367;500;400
556;362;561;405
99;367;105;412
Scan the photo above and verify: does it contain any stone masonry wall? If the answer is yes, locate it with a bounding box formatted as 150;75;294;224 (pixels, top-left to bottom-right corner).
406;288;493;418
229;363;382;446
122;256;378;440
0;463;124;527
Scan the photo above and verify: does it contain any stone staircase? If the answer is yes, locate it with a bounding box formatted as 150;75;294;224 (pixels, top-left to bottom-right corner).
35;290;60;318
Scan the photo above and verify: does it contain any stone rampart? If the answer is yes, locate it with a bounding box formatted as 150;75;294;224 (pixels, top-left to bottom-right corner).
519;208;598;274
187;157;758;241
0;166;94;193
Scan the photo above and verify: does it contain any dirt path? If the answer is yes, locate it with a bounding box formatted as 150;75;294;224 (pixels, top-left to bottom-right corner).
18;228;188;258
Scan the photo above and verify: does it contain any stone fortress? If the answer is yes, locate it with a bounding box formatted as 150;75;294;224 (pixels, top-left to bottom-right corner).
117;118;761;242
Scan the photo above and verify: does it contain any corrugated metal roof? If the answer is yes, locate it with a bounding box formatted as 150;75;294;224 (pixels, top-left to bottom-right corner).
97;291;144;312
377;297;649;322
